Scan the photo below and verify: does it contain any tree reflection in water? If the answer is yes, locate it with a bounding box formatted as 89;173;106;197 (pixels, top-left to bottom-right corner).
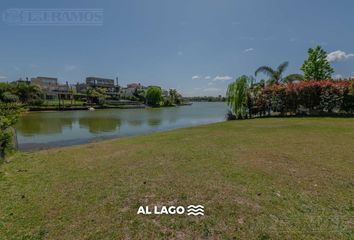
79;117;121;133
15;103;228;150
16;112;74;136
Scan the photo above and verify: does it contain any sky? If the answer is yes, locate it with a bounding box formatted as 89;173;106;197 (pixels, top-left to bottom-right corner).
0;0;354;96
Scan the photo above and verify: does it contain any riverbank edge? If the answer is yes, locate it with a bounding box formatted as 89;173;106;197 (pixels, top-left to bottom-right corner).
27;102;193;112
12;115;354;154
16;116;223;153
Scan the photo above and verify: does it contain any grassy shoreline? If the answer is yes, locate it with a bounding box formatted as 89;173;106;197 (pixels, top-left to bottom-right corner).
1;118;353;239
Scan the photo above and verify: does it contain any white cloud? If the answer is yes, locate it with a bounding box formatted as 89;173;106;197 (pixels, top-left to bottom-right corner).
207;82;213;86
213;75;233;82
326;50;354;63
0;76;7;79
192;75;201;80
243;48;254;53
205;76;211;80
64;65;77;72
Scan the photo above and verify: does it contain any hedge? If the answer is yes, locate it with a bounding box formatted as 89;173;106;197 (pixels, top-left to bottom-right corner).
251;80;354;116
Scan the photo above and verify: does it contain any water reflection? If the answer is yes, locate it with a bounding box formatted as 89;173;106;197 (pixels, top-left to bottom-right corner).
15;102;228;150
79;117;121;133
127;119;143;126
16;113;74;136
147;118;162;126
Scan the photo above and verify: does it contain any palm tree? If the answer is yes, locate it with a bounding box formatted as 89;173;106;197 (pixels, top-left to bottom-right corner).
283;74;304;83
255;61;304;84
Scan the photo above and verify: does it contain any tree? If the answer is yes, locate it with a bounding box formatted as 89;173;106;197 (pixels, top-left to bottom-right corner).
226;75;251;119
301;46;334;80
283;74;305;83
0;83;18;103
0;83;13;99
169;89;177;104
86;87;107;105
0;103;21;159
255;62;304;84
133;88;145;102
12;82;42;103
168;89;182;105
145;86;163;106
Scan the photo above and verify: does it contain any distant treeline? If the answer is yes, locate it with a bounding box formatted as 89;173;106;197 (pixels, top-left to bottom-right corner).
185;96;225;102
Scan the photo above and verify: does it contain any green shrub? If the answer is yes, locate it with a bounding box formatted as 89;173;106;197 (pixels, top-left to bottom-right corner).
0;103;21;158
251;80;354;116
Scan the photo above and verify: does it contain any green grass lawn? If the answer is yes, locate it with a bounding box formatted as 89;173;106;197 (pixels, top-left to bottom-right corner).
0;118;353;239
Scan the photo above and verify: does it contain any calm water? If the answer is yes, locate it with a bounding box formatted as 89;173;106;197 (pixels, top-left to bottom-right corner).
16;102;228;150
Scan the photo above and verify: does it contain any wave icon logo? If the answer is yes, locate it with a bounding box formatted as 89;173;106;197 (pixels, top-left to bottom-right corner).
186;205;204;216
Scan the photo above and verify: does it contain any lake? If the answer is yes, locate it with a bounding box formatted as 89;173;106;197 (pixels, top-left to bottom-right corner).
16;102;228;150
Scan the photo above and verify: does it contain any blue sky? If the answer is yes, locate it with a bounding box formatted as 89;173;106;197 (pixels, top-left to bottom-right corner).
0;0;354;96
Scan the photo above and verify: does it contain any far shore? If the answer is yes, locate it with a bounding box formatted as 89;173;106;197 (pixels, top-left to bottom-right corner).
26;102;194;112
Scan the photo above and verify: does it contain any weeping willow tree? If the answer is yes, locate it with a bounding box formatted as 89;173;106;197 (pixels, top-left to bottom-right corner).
226;75;251;119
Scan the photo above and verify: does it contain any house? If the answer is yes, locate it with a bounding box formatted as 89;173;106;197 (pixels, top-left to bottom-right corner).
86;77;115;90
84;77;120;98
118;83;146;99
126;83;140;89
31;76;58;92
30;76;70;100
119;87;136;99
